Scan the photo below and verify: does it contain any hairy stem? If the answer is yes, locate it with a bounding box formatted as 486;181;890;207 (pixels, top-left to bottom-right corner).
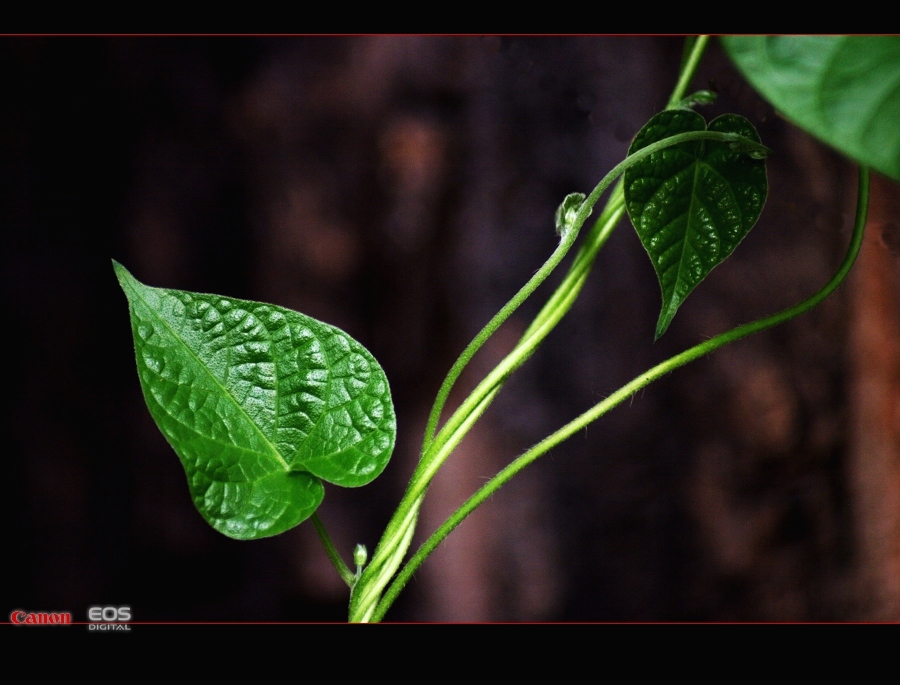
420;204;586;454
372;166;870;622
352;131;748;622
350;36;713;622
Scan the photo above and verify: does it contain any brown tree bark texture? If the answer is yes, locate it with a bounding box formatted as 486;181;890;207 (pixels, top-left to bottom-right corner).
850;173;900;620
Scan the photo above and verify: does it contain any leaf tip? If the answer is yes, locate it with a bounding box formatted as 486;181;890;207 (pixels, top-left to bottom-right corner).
654;301;679;341
112;261;148;304
112;259;132;287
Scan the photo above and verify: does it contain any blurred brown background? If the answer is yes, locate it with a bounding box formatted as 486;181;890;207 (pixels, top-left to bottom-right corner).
4;36;899;622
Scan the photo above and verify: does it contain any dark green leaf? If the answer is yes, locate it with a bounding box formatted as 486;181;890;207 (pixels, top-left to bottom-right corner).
624;110;768;339
114;261;395;540
723;36;900;182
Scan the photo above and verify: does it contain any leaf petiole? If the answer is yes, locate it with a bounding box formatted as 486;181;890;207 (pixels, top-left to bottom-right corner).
311;512;356;588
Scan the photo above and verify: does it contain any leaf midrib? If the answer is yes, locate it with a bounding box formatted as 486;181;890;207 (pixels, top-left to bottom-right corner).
132;282;292;473
671;154;744;301
673;145;706;303
142;379;282;467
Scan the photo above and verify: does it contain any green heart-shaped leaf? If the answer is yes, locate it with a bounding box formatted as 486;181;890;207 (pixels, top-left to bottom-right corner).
624;110;768;339
723;36;900;182
115;261;395;540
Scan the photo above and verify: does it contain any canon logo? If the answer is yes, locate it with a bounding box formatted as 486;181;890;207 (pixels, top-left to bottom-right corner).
10;610;72;625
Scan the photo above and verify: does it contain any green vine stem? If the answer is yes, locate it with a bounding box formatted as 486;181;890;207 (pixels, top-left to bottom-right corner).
349;36;714;622
419;127;766;460
670;36;709;109
410;132;768;480
420;199;589;453
311;512;355;588
421;34;711;455
518;34;711;350
370;166;871;622
350;130;762;622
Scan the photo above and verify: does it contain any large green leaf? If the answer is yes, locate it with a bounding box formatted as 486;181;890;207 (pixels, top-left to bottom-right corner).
624;110;768;339
723;36;900;182
115;261;395;540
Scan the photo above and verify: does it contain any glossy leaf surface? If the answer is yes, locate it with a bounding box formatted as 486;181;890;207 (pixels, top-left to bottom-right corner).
624;110;767;339
115;262;395;540
723;36;900;182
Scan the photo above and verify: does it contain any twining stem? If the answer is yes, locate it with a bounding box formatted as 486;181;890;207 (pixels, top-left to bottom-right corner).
670;36;709;109
419;131;763;471
516;34;711;349
311;512;355;588
421;33;711;452
420;202;588;454
422;127;764;456
351;131;756;622
371;166;871;622
522;189;625;344
349;36;713;622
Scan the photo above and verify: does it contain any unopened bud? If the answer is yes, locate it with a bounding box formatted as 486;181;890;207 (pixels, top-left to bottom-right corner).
354;544;368;568
555;192;587;237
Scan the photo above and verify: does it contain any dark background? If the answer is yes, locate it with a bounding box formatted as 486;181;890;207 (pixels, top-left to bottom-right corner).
4;36;899;622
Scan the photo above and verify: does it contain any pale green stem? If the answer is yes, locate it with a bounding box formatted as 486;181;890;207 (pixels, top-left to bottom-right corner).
421;32;711;452
419;131;764;482
421;204;586;454
668;36;710;108
349;36;713;622
371;166;870;622
350;129;755;623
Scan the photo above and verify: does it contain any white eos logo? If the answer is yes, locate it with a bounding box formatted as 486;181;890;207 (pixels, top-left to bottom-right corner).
87;606;132;631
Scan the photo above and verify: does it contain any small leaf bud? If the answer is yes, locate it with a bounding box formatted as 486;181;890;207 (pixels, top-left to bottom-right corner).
555;192;587;237
354;543;368;568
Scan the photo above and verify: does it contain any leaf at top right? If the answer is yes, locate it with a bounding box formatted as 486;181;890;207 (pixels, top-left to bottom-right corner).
625;109;768;340
723;36;900;182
